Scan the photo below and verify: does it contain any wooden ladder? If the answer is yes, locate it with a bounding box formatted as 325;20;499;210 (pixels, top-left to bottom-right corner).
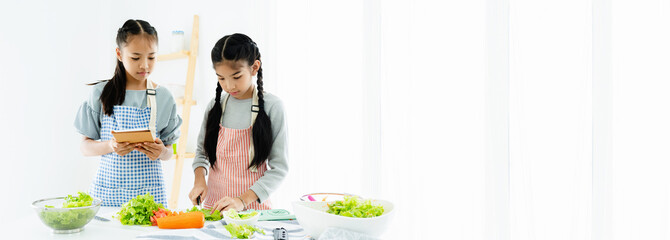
156;15;199;209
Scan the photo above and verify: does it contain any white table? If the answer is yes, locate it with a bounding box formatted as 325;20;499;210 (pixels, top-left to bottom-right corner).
9;207;309;239
9;207;159;239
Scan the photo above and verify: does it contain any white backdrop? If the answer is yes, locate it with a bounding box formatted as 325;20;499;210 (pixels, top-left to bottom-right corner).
611;0;670;239
509;0;593;239
3;0;670;239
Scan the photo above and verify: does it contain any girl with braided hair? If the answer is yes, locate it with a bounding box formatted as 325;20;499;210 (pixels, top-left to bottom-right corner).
74;19;182;206
189;33;288;211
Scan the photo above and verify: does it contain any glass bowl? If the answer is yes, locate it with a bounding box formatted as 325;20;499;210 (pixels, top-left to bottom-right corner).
32;197;102;233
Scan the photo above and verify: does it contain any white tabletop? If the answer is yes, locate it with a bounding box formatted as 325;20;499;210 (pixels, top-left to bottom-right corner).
9;207;157;239
9;207;311;239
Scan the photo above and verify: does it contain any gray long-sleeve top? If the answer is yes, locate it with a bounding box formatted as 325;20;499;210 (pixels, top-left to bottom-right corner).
192;92;288;204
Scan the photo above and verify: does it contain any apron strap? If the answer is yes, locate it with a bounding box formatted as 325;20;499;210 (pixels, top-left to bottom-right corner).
220;87;260;172
249;87;259;172
146;81;157;139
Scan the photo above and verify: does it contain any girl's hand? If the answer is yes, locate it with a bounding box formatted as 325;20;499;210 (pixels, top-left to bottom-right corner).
210;196;244;213
109;137;135;156
189;181;208;206
135;138;165;160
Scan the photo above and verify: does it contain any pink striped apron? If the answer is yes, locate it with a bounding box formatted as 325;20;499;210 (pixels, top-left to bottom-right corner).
203;89;272;210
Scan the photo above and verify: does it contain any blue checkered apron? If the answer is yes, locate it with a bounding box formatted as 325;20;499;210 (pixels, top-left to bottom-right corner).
89;100;167;207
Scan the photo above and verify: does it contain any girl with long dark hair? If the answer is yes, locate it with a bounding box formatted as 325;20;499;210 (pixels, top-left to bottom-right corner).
74;19;182;206
189;33;288;211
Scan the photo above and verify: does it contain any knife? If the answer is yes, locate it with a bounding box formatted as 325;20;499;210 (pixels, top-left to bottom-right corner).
94;215;110;222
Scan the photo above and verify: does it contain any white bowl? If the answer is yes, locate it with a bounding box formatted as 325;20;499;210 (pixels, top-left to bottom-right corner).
292;199;395;238
299;193;361;202
223;210;260;226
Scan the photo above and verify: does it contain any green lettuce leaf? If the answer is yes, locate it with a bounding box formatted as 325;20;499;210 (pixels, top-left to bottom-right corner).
115;193;164;225
224;209;258;220
62;191;93;208
224;223;265;239
326;196;384;218
40;208;96;230
187;206;223;221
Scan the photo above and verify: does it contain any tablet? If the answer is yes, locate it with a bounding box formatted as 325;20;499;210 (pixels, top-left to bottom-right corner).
111;129;154;143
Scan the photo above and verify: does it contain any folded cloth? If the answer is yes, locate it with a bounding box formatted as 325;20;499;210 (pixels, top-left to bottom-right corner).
135;220;309;240
318;227;379;240
136;228;235;240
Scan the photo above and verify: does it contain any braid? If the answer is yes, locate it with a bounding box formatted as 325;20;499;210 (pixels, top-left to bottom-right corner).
251;40;264;110
250;51;273;169
256;67;264;109
210;33;274;170
204;83;224;168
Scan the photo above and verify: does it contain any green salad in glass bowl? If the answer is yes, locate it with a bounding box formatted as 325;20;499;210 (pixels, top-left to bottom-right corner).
32;192;102;233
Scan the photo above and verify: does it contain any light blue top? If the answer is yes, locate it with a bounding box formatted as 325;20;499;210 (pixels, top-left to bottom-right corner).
74;81;183;145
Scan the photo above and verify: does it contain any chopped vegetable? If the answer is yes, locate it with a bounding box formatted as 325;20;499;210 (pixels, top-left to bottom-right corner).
150;208;182;226
224;223;265;239
156;211;205;229
187;206;223;221
326;196;384;218
62;191;94;208
40;208;96;230
224;209;258;220
116;193;164;225
38;192;96;230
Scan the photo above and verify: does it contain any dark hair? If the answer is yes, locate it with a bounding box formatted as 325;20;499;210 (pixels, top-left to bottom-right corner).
205;33;272;170
89;19;158;116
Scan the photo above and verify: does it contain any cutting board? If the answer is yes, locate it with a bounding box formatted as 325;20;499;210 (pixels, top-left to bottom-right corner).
258;209;296;221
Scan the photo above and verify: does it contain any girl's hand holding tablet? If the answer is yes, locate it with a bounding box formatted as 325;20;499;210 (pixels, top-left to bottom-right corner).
109;137;135;156
134;138;168;160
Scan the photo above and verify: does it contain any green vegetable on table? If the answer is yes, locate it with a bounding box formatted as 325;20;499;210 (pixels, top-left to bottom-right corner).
186;206;223;221
63;191;94;208
39;192;96;230
40;208;96;230
116;192;164;225
326;196;384;218
224;223;265;239
224;209;258;220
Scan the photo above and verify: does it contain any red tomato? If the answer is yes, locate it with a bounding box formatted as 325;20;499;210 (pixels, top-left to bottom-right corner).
150;208;177;226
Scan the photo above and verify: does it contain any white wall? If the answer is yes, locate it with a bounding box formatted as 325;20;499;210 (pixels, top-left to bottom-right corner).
0;0;115;227
509;0;593;239
611;0;670;238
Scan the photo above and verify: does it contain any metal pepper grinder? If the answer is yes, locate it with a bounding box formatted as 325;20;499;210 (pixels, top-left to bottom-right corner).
273;227;288;240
